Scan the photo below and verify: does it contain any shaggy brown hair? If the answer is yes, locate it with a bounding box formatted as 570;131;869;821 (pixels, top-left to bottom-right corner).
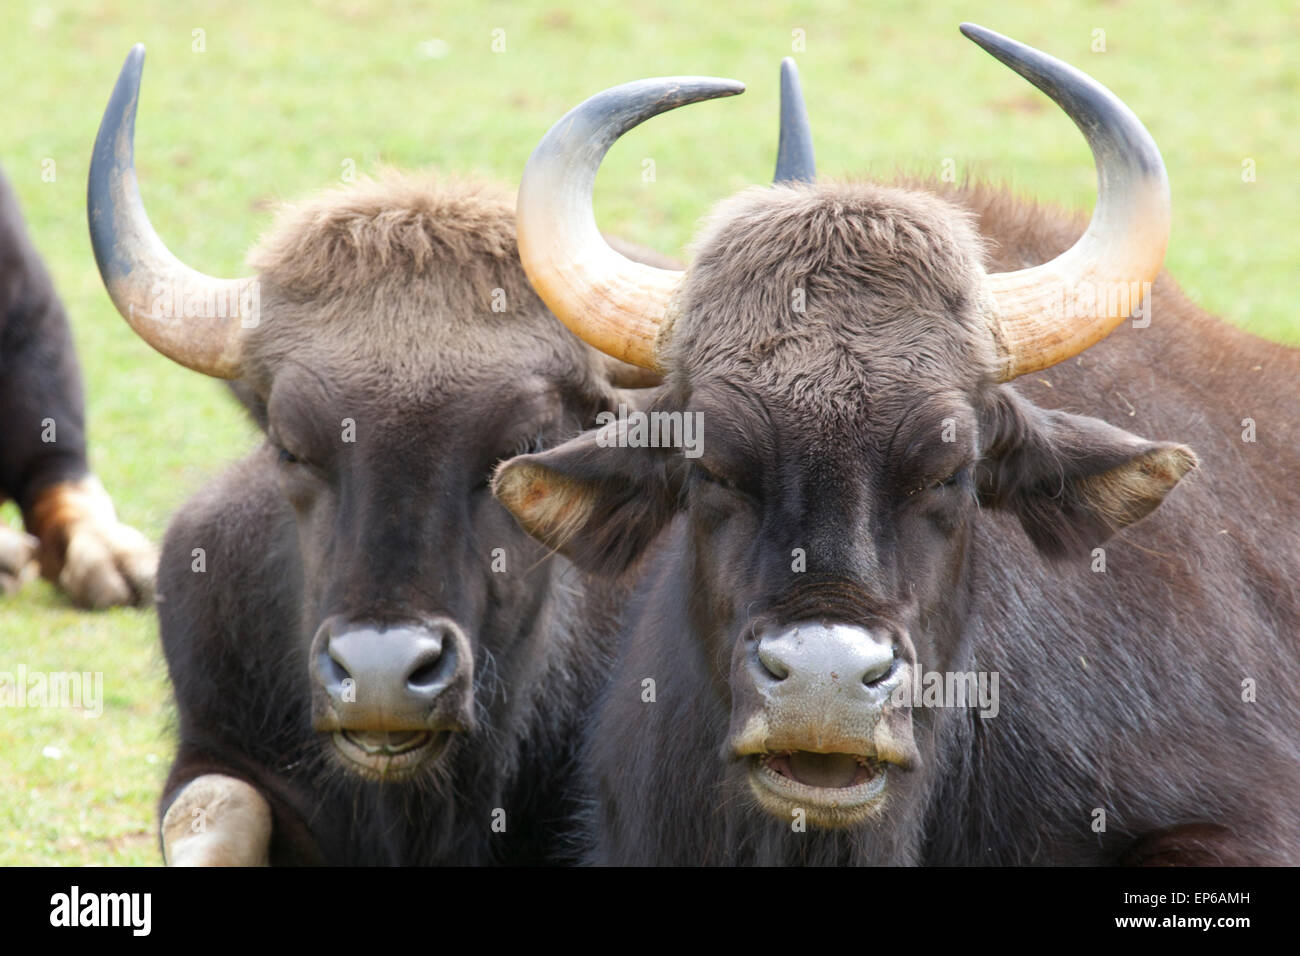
666;182;997;431
240;172;593;403
249;171;529;306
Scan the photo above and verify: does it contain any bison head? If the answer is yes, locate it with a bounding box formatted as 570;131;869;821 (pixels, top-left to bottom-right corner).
494;25;1196;831
87;47;650;783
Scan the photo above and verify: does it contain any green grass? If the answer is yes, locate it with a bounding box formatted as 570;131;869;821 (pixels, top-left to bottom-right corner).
0;0;1295;865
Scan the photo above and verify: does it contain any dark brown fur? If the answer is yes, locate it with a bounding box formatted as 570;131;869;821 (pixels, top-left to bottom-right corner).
158;173;639;864
496;178;1300;865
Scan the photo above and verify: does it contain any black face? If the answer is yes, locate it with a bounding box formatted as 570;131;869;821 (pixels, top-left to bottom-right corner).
257;358;610;781
495;360;1194;831
660;378;984;825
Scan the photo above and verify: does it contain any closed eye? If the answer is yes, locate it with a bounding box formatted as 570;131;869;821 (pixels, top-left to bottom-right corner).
934;465;972;490
907;463;974;497
514;431;548;457
271;440;328;483
274;442;315;469
694;463;746;495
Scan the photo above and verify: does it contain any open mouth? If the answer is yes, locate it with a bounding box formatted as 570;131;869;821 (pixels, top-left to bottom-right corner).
750;751;888;810
331;730;449;779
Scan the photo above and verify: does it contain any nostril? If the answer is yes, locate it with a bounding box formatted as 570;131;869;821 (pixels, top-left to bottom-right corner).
322;646;352;688
407;643;451;692
408;659;442;690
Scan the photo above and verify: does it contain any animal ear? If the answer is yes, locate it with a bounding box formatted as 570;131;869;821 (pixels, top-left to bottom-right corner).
977;389;1198;558
492;423;681;574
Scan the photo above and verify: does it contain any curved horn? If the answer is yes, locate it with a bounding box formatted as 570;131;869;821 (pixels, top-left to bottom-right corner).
517;77;744;370
961;24;1170;381
88;45;254;379
774;58;816;184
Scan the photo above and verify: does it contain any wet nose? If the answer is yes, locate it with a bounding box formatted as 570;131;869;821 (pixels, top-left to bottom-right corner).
311;617;473;731
754;622;896;695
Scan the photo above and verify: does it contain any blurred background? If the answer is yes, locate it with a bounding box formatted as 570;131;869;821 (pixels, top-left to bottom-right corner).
0;0;1295;864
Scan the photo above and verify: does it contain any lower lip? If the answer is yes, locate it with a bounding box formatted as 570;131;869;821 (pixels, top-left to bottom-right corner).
749;755;889;809
331;730;450;778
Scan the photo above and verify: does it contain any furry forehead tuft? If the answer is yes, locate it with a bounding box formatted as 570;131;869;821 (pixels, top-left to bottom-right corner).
666;182;996;409
248;171;530;304
240;171;596;396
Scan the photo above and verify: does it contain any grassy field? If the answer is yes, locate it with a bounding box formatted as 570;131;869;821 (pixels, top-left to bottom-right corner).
0;0;1296;865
